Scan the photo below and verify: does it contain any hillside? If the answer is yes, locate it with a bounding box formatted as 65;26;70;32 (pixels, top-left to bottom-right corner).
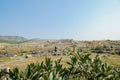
0;35;27;44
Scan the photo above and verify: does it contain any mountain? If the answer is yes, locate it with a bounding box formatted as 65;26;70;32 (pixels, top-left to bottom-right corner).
0;35;27;44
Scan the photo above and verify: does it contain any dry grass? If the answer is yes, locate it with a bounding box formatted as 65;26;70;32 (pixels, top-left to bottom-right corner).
90;53;120;66
0;53;120;70
0;55;70;70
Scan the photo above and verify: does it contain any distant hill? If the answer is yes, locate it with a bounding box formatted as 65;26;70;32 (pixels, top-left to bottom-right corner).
0;35;27;44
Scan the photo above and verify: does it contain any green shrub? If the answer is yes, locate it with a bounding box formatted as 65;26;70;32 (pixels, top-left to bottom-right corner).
0;51;120;80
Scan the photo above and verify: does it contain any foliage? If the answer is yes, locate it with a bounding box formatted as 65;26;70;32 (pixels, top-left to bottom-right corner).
94;46;104;53
0;51;120;80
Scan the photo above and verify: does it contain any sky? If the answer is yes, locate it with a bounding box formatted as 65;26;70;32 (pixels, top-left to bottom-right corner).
0;0;120;40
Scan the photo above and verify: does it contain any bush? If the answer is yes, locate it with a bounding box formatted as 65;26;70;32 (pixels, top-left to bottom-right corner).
0;51;120;80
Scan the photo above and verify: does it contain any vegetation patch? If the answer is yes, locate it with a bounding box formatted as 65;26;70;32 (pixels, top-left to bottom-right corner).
0;51;120;80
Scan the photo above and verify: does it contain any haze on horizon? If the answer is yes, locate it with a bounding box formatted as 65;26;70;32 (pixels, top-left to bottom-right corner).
0;0;120;40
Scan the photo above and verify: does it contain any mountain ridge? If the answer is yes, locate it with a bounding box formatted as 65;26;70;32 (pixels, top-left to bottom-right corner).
0;35;27;44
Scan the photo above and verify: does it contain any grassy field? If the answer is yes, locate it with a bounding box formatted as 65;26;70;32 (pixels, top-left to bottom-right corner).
0;55;70;70
90;53;120;66
0;53;120;70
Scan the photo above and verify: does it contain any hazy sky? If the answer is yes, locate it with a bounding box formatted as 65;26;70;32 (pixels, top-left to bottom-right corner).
0;0;120;40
